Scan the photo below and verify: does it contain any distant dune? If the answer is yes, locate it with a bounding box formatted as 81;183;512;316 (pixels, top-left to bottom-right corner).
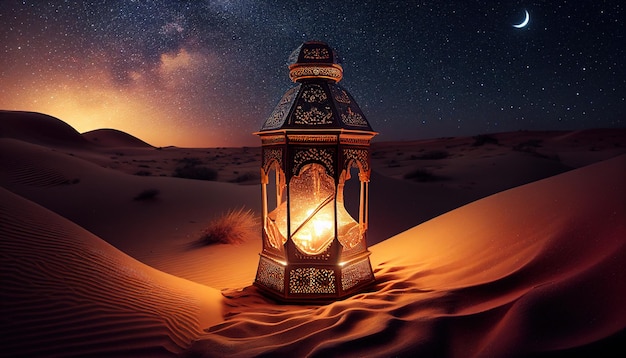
1;111;625;356
0;110;91;147
83;128;154;148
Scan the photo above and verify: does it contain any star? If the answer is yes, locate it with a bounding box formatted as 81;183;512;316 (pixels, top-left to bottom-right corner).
0;1;623;146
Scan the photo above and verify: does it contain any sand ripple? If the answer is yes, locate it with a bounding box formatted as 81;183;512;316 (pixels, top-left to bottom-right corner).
186;156;626;358
0;153;76;187
0;187;222;357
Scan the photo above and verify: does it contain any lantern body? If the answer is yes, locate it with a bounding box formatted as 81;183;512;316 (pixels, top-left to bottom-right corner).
254;42;376;302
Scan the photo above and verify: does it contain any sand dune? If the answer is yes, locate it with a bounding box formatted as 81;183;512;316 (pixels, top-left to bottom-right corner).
0;137;261;289
0;110;91;148
185;155;625;357
1;111;625;356
83;128;154;148
0;187;223;357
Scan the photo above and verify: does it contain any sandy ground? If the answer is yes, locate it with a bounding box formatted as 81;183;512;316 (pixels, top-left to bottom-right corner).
1;110;625;357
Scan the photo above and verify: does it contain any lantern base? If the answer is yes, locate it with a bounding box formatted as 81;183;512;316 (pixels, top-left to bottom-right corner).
254;253;375;304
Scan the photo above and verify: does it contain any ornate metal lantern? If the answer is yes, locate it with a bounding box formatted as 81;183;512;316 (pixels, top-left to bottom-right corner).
253;41;377;302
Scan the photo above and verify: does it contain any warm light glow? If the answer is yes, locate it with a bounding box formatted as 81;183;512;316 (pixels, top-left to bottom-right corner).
311;215;333;239
0;47;257;147
266;163;362;255
294;209;334;253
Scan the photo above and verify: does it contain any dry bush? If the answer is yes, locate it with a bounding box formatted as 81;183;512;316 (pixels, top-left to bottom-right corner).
413;150;449;160
173;165;218;181
230;171;261;184
404;168;446;182
472;134;499;146
133;188;160;201
198;208;259;245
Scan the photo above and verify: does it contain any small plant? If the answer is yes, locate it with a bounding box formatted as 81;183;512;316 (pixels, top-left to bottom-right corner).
416;150;449;160
133;188;160;201
197;208;259;245
386;159;400;168
513;139;543;152
62;178;81;185
173;165;218;181
178;157;203;166
230;171;260;184
472;134;499;146
134;170;152;176
404;168;445;182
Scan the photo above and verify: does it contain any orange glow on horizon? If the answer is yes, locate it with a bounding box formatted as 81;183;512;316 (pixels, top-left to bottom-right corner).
0;48;257;148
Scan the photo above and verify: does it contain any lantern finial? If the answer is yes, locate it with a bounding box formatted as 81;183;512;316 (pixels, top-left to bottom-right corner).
288;41;343;83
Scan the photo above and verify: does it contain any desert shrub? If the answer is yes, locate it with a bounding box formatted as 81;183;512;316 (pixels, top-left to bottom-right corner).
173;165;218;181
386;159;400;168
62;178;80;185
417;150;449;160
513;139;560;161
178;157;203;166
135;170;152;176
134;188;160;201
230;171;260;184
513;139;543;152
404;168;445;182
472;134;499;146
197;208;259;245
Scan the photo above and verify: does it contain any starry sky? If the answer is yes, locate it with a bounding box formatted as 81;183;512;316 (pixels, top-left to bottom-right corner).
1;1;624;147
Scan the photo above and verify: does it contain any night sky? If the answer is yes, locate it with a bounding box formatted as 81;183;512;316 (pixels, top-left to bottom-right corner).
1;1;624;147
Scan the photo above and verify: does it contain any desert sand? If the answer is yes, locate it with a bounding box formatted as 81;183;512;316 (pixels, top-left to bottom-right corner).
1;110;625;357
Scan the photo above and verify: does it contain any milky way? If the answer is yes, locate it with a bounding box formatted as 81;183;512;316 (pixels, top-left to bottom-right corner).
1;1;624;146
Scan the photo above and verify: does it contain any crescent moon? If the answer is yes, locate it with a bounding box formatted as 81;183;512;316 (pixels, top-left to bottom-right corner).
513;10;530;28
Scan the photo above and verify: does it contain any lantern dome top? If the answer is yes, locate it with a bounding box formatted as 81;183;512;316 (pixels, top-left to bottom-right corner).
287;41;343;83
258;41;375;133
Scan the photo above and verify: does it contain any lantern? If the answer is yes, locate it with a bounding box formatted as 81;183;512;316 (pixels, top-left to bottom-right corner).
254;41;377;302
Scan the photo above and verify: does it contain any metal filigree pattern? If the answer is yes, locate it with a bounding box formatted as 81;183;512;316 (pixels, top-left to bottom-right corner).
261;135;286;145
342;239;366;257
293;148;335;176
289;66;343;82
263;148;283;172
262;85;300;130
256;257;285;293
289;267;336;294
288;134;338;144
294;244;332;261
303;48;330;60
301;85;327;103
334;89;351;104
294;105;333;125
293;84;333;125
341;108;368;126
344;148;370;173
340;136;371;145
329;85;369;128
341;259;374;291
